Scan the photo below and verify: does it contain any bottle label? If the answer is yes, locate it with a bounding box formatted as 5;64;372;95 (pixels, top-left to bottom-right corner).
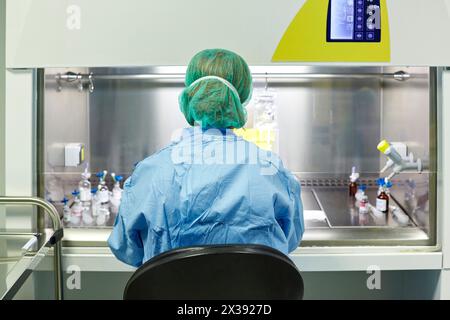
71;208;82;217
79;188;92;202
63;210;71;222
98;190;109;203
376;198;387;212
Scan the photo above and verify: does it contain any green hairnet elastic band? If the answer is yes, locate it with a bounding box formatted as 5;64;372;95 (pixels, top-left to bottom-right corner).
188;76;241;102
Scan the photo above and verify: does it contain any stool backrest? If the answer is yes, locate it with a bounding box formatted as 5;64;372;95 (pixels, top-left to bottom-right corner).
124;244;304;300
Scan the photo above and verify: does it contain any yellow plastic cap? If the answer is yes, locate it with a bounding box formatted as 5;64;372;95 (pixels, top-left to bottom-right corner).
377;140;390;153
80;145;85;162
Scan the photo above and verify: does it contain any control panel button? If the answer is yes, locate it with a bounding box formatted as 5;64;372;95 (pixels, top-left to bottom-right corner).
355;32;364;40
366;32;375;40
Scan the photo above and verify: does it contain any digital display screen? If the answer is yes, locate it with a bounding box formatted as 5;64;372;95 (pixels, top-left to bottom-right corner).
329;0;354;40
327;0;381;42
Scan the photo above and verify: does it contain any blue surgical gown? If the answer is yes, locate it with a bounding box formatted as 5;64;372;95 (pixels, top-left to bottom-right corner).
108;127;304;267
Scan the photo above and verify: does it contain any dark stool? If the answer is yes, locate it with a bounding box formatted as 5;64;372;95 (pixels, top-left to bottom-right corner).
123;244;303;300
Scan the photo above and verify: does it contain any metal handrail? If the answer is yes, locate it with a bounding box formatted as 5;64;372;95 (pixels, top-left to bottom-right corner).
53;70;423;93
55;70;416;82
0;196;64;300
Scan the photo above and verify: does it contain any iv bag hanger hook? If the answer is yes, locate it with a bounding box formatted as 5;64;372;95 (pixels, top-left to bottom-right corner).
55;71;94;93
56;73;63;92
77;73;84;92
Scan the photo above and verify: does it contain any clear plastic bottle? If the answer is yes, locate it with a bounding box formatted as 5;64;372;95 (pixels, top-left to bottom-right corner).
79;166;93;226
79;166;92;203
96;170;110;226
110;173;123;215
91;187;98;217
62;197;71;226
97;203;110;226
70;190;83;226
81;203;94;226
98;172;110;205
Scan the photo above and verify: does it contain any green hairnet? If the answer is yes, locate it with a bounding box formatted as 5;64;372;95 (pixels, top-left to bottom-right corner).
179;49;253;129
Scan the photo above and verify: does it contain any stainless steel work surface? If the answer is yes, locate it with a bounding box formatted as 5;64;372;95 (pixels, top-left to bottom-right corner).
298;186;429;246
301;189;321;211
313;187;414;228
301;188;330;228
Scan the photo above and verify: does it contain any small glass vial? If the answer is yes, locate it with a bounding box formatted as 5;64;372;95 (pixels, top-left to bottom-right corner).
62;197;71;226
349;181;358;197
349;166;360;197
359;195;369;215
70;191;83;226
79;172;92;202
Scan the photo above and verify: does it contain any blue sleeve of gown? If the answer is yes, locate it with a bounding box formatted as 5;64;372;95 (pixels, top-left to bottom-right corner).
273;162;304;252
108;163;146;267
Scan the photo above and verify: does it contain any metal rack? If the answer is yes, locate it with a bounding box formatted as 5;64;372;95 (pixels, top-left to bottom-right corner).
0;197;64;300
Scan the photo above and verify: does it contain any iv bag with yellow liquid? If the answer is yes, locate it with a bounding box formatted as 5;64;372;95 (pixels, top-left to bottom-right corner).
235;89;278;152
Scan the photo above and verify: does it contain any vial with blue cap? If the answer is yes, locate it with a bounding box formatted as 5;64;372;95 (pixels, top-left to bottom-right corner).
91;187;98;217
358;185;369;215
96;171;110;205
376;178;386;196
376;180;390;214
79;163;92;202
110;173;124;215
78;164;93;225
96;170;110;226
70;190;83;226
354;184;367;207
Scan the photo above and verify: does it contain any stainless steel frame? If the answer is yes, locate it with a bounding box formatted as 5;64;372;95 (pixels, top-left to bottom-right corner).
0;197;63;300
39;66;436;249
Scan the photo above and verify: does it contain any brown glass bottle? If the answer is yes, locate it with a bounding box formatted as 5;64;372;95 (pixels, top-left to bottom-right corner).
349;182;358;197
376;190;389;213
